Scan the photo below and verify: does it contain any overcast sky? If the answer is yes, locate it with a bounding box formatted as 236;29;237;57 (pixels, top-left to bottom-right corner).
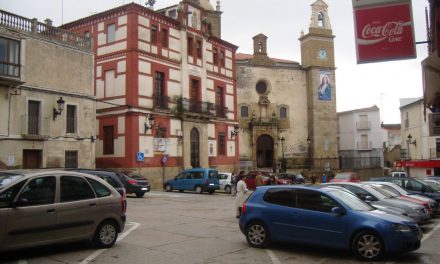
0;0;428;123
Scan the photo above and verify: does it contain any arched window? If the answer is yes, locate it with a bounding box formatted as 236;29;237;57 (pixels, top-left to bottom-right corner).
240;106;249;118
318;12;324;27
279;106;288;119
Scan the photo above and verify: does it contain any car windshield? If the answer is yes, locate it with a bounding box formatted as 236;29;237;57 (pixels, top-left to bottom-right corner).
329;189;374;211
368;185;394;198
0;173;24;190
425;181;440;191
335;173;350;179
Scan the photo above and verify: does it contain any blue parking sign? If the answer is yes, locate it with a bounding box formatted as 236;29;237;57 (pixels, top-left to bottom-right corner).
136;152;145;162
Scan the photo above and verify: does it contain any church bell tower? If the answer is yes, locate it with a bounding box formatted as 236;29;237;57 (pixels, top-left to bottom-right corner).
299;0;339;170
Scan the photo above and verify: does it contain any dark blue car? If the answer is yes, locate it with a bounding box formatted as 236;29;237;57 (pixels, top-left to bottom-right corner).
239;186;422;260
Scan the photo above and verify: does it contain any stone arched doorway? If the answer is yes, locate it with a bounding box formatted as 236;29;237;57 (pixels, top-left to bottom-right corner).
190;128;200;168
256;134;274;168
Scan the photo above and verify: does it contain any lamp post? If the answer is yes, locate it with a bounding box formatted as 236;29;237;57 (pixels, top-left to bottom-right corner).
307;137;311;171
280;137;286;173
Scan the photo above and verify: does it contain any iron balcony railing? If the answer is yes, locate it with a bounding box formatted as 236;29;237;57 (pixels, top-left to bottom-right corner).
154;95;170;110
0;9;91;51
177;98;213;115
215;104;228;118
0;61;20;78
21;115;50;137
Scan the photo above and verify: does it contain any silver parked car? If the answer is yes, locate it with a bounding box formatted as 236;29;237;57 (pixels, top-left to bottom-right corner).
0;170;126;252
325;182;430;224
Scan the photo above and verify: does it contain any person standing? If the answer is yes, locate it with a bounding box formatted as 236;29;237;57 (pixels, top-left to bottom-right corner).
235;174;248;218
321;173;327;183
255;171;264;187
272;160;278;173
311;173;317;184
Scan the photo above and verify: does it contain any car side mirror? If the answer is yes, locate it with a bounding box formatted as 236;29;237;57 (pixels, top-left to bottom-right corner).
13;198;28;208
331;207;345;215
365;196;376;202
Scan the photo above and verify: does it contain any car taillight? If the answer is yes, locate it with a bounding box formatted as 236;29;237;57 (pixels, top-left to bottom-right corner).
128;179;137;185
121;189;127;213
242;202;247;215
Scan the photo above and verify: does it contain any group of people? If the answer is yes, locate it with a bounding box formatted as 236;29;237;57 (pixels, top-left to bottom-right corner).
234;171;278;218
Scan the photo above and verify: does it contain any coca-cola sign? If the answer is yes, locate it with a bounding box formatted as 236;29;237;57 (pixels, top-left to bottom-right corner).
354;1;416;63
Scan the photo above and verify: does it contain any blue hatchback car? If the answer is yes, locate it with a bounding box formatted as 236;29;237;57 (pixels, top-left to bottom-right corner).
164;168;220;194
239;185;422;260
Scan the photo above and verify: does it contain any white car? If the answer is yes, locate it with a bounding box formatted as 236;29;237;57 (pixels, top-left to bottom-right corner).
218;172;233;194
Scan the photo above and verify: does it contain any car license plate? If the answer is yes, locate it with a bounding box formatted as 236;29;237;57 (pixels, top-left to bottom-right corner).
142;188;148;191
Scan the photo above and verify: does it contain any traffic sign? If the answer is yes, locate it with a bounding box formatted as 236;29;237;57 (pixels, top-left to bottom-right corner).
136;152;145;162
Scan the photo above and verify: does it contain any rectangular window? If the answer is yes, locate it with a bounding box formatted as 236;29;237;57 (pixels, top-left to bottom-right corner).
66;105;77;134
107;24;116;43
187;36;193;56
218;132;226;155
84;31;90;38
196;40;202;58
161;28;168;48
405;112;409;128
280;107;287;119
151;25;158;44
360;135;369;149
154;71;167;109
168;9;177;18
0;37;20;77
213;48;218;64
103;126;114;155
216;87;225;117
241;106;249;117
220;50;225;67
28;100;40;135
65;151;78;168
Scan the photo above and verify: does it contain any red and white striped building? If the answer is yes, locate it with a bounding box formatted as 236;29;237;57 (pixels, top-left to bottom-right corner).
63;0;238;188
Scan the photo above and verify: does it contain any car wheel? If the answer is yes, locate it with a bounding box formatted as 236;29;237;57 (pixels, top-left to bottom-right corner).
225;185;232;194
246;221;270;248
93;220;118;248
195;186;203;194
352;231;384;261
165;184;173;192
208;190;215;195
135;192;145;197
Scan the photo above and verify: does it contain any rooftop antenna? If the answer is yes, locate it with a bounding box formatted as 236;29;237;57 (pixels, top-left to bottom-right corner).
146;0;156;9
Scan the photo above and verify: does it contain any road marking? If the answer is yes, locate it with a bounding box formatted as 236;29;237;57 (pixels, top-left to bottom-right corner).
422;220;440;242
79;222;140;264
265;249;282;264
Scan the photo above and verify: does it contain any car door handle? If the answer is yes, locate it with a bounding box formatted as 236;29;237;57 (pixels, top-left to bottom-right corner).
47;209;56;213
89;203;97;207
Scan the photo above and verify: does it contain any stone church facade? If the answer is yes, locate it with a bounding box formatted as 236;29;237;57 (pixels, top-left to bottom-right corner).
236;0;339;173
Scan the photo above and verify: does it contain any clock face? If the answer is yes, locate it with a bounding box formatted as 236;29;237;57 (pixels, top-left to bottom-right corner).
318;49;327;60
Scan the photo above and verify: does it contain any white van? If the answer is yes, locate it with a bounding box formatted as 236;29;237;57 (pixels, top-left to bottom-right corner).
391;171;407;178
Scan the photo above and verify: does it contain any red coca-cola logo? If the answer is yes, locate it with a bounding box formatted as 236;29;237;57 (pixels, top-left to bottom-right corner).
354;2;416;63
359;21;411;45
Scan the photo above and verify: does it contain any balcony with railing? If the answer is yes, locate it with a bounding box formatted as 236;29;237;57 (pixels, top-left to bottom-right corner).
153;95;170;111
0;9;91;51
356;121;371;130
21;115;50;140
357;141;372;150
176;98;213;120
214;104;228;119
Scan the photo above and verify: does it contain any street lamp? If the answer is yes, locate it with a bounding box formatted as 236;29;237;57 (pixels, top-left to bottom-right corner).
280;137;286;173
53;97;65;121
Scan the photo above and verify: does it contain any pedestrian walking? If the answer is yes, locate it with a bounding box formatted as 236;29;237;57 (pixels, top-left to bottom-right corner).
235;174;249;218
272;160;278;173
321;173;327;183
255;171;264;187
311;173;317;184
232;170;245;196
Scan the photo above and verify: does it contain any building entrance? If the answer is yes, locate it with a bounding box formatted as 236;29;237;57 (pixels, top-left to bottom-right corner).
256;134;274;168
